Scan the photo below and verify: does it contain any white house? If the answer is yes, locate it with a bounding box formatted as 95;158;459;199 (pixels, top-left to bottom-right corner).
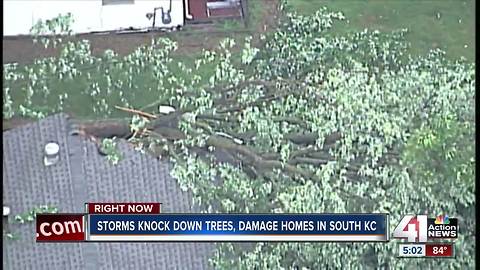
3;0;191;36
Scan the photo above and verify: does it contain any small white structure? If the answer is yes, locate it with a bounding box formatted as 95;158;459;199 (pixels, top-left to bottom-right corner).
3;0;187;36
3;206;10;217
44;142;60;166
158;105;176;114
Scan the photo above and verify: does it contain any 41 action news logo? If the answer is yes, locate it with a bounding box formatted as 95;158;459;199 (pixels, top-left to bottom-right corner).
393;214;458;242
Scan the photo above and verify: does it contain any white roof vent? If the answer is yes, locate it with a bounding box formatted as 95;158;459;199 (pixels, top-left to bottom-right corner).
44;142;60;166
3;206;10;217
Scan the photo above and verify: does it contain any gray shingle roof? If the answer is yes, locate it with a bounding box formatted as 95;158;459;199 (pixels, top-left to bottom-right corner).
3;113;214;270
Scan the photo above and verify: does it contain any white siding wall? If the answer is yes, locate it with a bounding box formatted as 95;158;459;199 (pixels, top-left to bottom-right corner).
3;0;185;36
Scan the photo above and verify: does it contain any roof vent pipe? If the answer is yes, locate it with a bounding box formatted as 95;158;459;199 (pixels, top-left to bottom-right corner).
3;206;10;217
44;142;60;166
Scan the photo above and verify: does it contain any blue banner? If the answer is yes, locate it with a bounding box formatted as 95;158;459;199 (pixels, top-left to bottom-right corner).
87;214;389;242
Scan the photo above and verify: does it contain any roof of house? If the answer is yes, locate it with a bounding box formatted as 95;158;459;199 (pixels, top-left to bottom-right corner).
2;113;214;270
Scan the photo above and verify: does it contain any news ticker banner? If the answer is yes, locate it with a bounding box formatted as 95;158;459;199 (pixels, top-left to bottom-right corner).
87;214;388;241
36;203;388;242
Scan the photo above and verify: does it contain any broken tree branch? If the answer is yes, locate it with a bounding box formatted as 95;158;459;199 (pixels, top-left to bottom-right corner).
114;105;158;119
206;135;312;181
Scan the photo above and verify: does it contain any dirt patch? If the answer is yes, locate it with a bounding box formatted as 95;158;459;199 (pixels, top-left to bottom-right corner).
256;0;281;33
3;29;223;64
3;116;36;131
360;15;380;28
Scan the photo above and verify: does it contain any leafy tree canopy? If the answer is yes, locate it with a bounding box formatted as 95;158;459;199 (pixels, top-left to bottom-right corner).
3;5;475;269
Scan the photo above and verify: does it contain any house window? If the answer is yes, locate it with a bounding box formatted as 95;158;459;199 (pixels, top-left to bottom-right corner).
102;0;134;5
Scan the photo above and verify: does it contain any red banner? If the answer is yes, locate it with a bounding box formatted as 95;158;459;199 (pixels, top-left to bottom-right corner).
87;203;161;214
36;214;85;242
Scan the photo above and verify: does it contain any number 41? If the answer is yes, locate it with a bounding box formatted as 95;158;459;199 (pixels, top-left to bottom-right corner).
393;215;428;242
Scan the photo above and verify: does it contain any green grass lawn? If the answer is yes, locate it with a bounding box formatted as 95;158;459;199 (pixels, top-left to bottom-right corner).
289;0;475;61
